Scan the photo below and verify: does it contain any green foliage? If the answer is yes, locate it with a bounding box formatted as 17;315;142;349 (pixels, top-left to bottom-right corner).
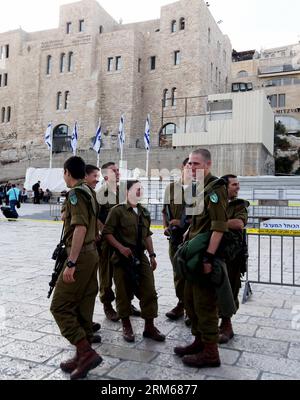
275;157;294;174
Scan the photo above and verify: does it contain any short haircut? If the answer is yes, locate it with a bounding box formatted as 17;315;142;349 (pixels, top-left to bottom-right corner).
127;180;140;191
64;156;86;180
221;174;238;187
191;148;211;162
182;157;189;167
101;162;115;170
85;164;99;175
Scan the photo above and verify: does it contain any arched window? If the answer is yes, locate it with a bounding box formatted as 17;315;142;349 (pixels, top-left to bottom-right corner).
68;52;73;72
64;91;70;110
56;92;62;110
6;106;11;122
60;53;65;73
171;87;177;106
99;25;103;34
159;123;177;147
180;17;185;30
171;20;177;33
46;55;52;75
1;107;5;123
53;124;71;153
163;89;168;107
237;70;248;78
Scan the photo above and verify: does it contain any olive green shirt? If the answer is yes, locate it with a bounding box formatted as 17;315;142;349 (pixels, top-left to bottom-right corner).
96;183;119;224
162;180;185;221
189;173;228;239
103;203;153;249
227;199;249;226
63;181;98;247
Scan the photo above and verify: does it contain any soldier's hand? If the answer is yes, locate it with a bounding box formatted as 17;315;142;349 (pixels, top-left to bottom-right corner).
169;219;181;227
150;257;157;271
119;246;133;258
164;228;171;237
203;262;213;274
63;267;76;284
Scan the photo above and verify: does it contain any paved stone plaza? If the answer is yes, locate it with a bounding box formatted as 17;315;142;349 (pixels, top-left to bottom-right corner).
1;204;300;380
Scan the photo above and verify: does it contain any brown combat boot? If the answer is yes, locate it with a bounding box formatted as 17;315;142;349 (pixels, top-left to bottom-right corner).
103;303;119;322
122;317;135;342
70;339;103;380
219;317;234;344
182;342;221;368
165;301;184;321
143;319;166;342
174;335;203;357
60;353;78;373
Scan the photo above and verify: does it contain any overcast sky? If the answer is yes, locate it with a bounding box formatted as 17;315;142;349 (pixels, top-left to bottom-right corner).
0;0;299;51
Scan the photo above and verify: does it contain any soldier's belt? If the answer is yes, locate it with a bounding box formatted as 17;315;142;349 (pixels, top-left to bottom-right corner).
66;242;97;256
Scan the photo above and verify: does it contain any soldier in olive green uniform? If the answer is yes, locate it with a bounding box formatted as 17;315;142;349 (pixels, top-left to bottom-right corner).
219;175;249;344
103;180;165;343
162;158;192;321
50;157;102;380
174;149;228;369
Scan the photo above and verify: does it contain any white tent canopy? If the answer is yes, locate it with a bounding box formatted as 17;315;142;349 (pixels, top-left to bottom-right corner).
24;168;67;192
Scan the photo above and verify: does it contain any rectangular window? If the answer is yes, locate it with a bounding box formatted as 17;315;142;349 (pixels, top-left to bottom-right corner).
4;73;7;86
5;44;9;58
7;106;11;122
107;57;113;71
79;19;84;32
66;22;72;34
268;94;277;108
116;56;122;71
0;74;2;87
138;58;141;73
150;56;156;70
174;50;181;65
278;94;286;108
0;46;3;60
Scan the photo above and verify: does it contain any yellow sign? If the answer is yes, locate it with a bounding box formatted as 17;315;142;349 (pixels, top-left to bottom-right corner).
247;228;300;236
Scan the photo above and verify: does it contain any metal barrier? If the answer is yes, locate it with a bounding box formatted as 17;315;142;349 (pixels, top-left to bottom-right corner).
242;232;300;303
49;204;62;221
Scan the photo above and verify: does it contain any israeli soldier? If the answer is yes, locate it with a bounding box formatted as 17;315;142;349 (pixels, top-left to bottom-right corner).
50;156;102;380
174;149;228;369
219;175;249;344
96;162;140;321
102;180;165;343
162;158;192;322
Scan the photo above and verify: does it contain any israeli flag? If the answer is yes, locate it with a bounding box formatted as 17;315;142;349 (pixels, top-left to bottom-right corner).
44;122;52;150
93;122;102;154
144;115;150;151
118;114;125;149
71;122;78;155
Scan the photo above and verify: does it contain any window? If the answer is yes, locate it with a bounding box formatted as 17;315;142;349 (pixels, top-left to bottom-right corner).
237;70;248;78
171;88;177;106
4;73;7;86
150;56;156;70
99;25;103;34
163;89;168;107
219;71;221;87
116;56;122;71
174;51;181;65
267;95;277;108
1;107;5;123
64;91;70;110
0;75;1;87
138;58;141;72
208;28;211;44
180;18;185;30
210;63;213;81
6;106;11;122
46;55;52;75
60;53;65;73
215;67;218;82
5;44;9;58
207;100;233;121
68;52;73;72
56;92;62;110
279;94;286;108
232;83;240;92
108;57;113;71
66;22;72;34
171;20;177;33
79;19;84;32
0;45;9;59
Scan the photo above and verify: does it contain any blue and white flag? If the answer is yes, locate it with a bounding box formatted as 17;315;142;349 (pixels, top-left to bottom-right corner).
71;122;78;155
44;122;52;150
118;114;125;150
93;122;102;154
144;115;150;151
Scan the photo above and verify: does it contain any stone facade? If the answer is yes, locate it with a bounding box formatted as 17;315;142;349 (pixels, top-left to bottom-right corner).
0;0;232;180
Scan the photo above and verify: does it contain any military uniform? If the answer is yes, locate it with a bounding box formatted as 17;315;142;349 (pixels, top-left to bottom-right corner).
102;204;158;320
50;181;99;345
162;180;188;304
184;173;228;344
96;183;119;305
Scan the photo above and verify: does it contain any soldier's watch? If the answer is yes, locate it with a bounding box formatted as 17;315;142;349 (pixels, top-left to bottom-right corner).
66;260;76;269
149;253;156;259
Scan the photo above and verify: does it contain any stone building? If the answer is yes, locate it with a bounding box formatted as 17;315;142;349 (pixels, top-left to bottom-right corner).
0;0;232;180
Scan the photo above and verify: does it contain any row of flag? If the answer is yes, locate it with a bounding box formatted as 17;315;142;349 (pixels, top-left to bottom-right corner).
44;115;151;156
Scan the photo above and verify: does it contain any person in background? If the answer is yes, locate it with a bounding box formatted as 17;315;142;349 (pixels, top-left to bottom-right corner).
32;181;41;204
20;188;28;203
6;184;21;213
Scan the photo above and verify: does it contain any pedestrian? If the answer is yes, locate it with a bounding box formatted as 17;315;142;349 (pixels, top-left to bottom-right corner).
32;181;41;204
6;184;21;214
50;156;102;380
20;187;28;203
102;180;165;343
174;148;228;369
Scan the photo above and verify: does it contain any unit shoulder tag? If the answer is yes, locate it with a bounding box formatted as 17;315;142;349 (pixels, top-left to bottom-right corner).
209;192;219;204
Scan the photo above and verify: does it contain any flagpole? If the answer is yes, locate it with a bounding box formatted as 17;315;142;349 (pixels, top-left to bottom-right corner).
97;117;101;168
146;151;149;178
49;125;53;169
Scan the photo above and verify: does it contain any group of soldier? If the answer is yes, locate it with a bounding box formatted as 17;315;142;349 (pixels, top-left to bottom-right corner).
49;148;249;380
